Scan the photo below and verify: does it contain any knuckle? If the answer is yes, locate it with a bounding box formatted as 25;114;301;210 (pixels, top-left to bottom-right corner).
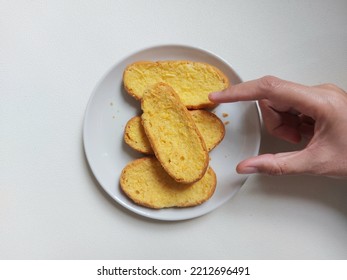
267;162;286;176
259;75;283;91
322;88;347;112
263;155;288;176
318;83;343;92
310;84;347;117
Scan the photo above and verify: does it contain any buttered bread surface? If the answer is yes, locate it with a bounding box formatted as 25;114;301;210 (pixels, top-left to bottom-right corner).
124;110;225;154
141;83;209;184
120;157;216;209
123;60;229;109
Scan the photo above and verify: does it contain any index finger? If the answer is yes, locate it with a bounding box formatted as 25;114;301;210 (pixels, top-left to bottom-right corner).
209;76;321;117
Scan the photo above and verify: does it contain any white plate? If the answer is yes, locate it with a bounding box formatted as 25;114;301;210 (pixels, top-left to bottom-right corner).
83;45;261;221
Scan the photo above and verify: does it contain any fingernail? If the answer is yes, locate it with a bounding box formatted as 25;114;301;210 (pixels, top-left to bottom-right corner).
208;91;222;100
238;166;259;174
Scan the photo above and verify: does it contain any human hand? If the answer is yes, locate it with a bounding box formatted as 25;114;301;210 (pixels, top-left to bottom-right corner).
209;76;347;177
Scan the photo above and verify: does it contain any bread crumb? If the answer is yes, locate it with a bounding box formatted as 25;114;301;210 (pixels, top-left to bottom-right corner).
222;113;229;118
224;121;230;125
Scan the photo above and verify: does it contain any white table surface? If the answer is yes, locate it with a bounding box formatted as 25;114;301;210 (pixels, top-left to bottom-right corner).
1;0;347;259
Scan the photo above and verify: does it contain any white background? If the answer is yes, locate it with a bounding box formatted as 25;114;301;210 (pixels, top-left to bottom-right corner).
1;0;347;259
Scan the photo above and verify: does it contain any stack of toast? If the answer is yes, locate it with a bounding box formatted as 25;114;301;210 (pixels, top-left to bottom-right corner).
120;60;229;209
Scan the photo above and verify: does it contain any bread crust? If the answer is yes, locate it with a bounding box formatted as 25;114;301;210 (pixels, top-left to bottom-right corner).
120;157;217;209
141;83;209;184
123;60;229;109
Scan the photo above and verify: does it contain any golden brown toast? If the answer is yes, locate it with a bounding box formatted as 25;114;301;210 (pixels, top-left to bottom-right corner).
124;110;225;154
120;157;216;209
141;83;209;183
123;60;229;109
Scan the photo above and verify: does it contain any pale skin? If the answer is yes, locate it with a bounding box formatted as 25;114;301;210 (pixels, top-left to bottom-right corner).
209;75;347;177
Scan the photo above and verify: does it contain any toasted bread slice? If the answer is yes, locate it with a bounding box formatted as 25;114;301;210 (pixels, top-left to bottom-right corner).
124;116;153;154
120;157;216;209
124;110;225;154
123;60;229;109
189;110;225;152
141;83;209;183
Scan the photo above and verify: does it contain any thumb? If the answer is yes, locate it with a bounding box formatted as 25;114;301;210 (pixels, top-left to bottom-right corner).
236;151;311;176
